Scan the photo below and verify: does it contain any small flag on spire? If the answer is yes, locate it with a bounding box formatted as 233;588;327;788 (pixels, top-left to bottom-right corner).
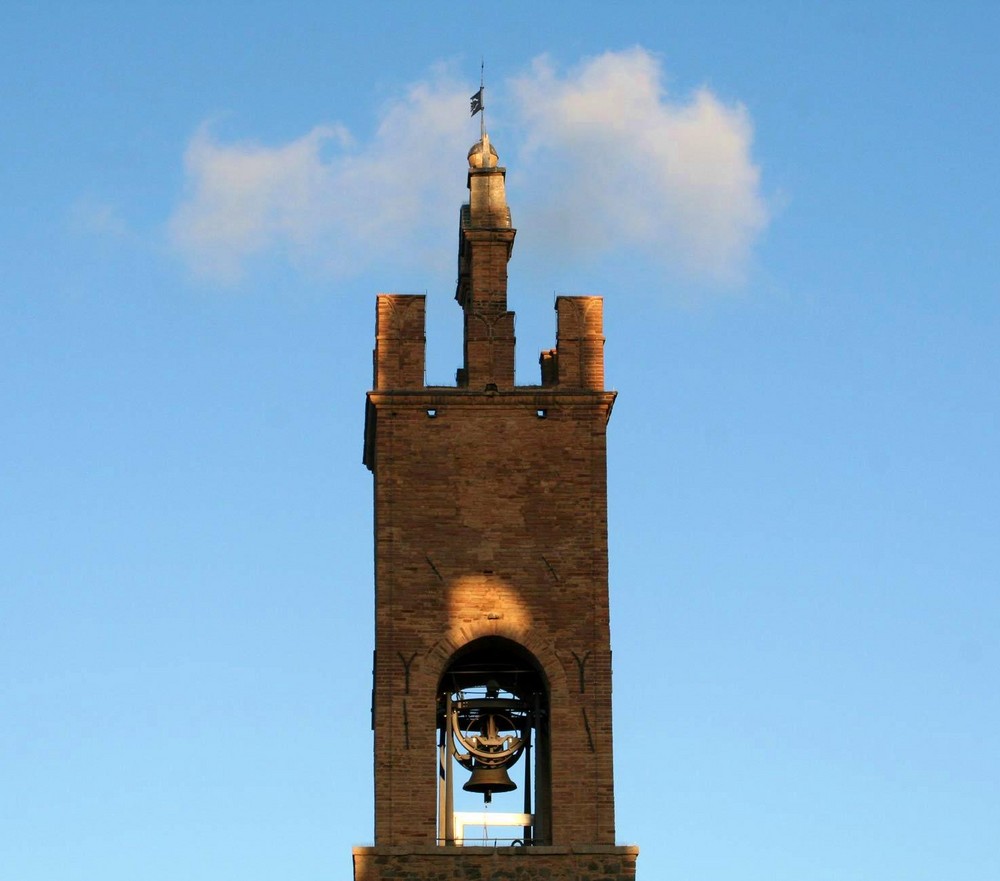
470;88;484;117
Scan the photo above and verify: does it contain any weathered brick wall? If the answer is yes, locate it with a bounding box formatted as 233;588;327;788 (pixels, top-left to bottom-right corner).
368;384;617;846
366;283;618;849
374;295;426;390
459;226;516;388
353;846;639;881
554;297;606;390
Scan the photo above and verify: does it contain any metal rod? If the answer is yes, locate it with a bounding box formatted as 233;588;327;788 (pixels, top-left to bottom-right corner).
523;701;533;844
438;721;447;843
445;691;455;845
480;59;485;143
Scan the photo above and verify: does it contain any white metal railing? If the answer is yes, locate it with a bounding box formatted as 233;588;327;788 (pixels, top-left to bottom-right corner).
452;811;533;845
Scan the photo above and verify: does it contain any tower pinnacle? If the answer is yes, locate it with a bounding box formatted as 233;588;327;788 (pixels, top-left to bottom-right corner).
456;134;516;388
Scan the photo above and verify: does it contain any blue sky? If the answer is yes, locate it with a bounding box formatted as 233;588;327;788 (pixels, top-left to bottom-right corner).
3;3;999;880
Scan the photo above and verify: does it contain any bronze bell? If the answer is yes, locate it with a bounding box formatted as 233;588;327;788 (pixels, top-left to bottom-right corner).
463;763;517;799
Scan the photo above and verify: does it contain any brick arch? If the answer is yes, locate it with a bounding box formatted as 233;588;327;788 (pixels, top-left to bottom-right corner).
410;621;568;700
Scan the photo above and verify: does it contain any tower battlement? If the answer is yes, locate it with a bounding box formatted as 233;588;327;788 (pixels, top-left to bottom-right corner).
369;291;607;393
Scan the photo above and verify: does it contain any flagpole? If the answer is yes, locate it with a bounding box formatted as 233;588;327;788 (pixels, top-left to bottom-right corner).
470;62;486;147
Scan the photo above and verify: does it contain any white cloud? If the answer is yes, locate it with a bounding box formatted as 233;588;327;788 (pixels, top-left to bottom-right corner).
169;49;767;286
511;48;768;283
168;77;470;283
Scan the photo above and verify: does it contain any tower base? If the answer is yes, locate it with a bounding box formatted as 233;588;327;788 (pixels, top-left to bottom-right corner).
353;845;639;881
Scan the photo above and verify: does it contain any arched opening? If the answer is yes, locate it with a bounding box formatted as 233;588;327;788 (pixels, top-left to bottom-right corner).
436;636;551;846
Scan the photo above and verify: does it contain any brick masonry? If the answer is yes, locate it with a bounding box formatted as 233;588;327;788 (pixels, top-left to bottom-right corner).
353;846;639;881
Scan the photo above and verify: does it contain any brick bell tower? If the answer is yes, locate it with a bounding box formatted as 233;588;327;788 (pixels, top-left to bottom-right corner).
354;132;638;881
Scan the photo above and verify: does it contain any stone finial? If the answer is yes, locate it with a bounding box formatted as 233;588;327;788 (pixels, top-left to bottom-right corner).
468;132;499;168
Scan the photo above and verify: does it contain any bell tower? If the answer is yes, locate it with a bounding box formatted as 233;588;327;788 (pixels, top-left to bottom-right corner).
354;133;638;881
